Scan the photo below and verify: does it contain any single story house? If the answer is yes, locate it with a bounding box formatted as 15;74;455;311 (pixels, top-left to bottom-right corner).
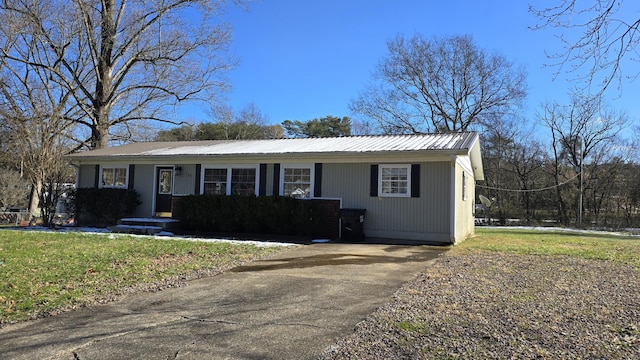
67;132;484;244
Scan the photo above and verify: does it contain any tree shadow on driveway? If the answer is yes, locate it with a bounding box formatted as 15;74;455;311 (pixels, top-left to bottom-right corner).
230;245;446;273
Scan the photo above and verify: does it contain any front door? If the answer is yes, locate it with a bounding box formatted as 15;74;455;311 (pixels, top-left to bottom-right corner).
155;167;173;217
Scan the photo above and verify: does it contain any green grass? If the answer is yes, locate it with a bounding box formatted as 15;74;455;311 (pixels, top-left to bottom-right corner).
397;320;429;332
0;230;288;325
455;228;640;269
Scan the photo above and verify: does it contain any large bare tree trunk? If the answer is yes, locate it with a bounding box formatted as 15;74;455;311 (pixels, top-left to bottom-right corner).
91;0;115;149
29;179;42;220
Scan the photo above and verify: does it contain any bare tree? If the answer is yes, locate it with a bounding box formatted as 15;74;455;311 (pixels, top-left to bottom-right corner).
207;103;282;139
350;34;527;133
1;0;238;149
480;120;550;224
507;138;547;223
0;14;79;217
0;168;30;209
540;93;627;225
530;0;640;93
156;103;283;141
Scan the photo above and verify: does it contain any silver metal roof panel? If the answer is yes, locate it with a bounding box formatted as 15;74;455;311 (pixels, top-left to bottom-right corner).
69;132;479;157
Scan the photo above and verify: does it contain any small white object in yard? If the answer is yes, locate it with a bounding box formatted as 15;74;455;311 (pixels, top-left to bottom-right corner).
311;239;330;243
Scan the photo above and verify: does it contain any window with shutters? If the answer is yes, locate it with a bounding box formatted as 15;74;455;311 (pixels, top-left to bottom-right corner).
281;166;313;198
231;168;256;196
378;164;411;197
201;166;258;196
100;166;128;188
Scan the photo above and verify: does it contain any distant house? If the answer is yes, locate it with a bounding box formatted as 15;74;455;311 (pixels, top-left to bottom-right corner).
67;132;484;244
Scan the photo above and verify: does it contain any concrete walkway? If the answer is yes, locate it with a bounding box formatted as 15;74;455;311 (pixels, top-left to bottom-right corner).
0;243;445;360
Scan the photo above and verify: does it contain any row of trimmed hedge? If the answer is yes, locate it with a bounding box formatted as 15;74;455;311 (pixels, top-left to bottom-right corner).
73;189;334;238
173;195;330;237
74;188;140;227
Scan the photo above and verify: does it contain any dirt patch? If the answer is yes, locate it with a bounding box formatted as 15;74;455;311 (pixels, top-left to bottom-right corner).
319;251;640;359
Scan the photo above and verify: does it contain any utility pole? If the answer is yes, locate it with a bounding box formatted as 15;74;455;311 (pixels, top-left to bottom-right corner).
577;137;583;227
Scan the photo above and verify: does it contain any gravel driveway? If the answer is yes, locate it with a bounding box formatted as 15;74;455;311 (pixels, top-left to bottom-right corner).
319;251;640;359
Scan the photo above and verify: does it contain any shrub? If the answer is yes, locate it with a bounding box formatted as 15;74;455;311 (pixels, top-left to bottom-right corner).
174;195;330;237
75;188;140;227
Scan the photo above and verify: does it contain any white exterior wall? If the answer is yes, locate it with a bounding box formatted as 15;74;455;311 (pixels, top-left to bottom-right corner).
453;156;476;243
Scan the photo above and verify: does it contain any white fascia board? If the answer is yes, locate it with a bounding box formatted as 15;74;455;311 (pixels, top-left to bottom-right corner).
70;150;465;166
467;137;485;181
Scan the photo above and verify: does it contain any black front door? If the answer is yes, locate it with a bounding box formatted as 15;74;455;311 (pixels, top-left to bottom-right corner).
155;167;173;217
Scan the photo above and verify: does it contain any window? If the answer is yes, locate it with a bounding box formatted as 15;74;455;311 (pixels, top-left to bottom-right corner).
378;164;411;197
101;166;127;188
202;166;258;196
282;167;312;198
231;168;256;196
158;169;172;194
203;168;227;195
462;172;468;201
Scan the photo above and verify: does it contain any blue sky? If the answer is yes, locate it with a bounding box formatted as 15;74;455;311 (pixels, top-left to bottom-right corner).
179;0;640;130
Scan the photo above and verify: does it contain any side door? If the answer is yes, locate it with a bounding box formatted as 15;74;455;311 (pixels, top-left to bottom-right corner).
155;167;174;217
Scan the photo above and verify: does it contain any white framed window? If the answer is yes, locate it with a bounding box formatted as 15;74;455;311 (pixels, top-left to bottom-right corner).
202;165;259;196
231;168;256;196
378;164;411;197
462;171;468;201
203;168;227;195
280;165;314;198
100;166;128;188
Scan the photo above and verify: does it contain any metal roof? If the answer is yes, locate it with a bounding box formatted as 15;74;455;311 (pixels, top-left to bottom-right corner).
68;132;480;157
68;132;484;180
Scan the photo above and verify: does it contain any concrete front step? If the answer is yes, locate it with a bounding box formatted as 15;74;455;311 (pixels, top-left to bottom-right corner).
108;218;180;235
120;218;179;229
108;224;165;235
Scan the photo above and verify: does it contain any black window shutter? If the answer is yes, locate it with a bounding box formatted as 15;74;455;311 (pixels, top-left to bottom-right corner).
314;163;322;197
272;163;280;196
259;163;267;196
411;164;420;198
128;164;135;190
195;164;201;194
370;164;379;197
94;165;100;188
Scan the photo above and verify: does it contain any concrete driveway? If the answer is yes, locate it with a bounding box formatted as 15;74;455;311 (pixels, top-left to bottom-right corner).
0;243;445;360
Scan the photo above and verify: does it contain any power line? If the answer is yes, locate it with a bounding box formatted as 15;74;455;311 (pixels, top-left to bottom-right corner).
477;172;580;193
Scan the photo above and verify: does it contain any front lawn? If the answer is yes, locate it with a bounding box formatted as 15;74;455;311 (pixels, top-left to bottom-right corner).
456;227;640;269
0;230;290;326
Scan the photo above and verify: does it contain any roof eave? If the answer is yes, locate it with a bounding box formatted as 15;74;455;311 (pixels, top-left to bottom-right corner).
467;134;485;181
67;148;472;164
